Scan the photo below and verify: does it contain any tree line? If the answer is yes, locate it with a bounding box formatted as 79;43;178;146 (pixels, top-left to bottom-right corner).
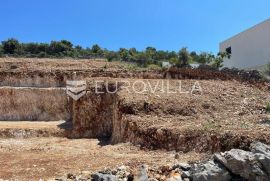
0;38;230;69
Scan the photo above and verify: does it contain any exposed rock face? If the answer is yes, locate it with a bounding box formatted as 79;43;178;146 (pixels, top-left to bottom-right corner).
214;149;268;181
254;154;270;178
71;88;118;138
251;142;270;178
56;142;270;181
192;161;231;181
0;87;70;121
251;141;270;157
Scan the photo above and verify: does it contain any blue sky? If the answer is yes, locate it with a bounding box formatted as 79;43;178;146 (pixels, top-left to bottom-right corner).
0;0;269;53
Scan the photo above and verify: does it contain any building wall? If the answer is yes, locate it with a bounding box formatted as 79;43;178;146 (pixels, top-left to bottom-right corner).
220;19;270;69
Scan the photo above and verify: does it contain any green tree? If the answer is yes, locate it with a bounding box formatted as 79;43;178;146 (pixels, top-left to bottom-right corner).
168;51;178;59
2;38;20;54
37;43;49;54
134;52;148;66
145;47;157;61
75;45;82;50
91;44;104;57
178;47;190;67
190;51;198;63
105;51;118;62
128;48;138;62
155;50;167;61
211;52;229;69
23;43;39;54
0;45;3;57
48;40;72;56
118;48;130;62
91;44;101;53
128;48;137;56
197;52;215;64
60;40;73;50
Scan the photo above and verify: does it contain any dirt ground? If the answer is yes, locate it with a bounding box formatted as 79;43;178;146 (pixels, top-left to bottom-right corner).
111;78;270;151
0;121;65;129
0;58;129;72
0;58;269;180
0;138;206;180
117;78;270;134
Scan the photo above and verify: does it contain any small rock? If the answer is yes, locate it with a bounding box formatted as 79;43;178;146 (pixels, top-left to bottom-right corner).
67;173;76;179
148;178;158;181
173;163;191;171
111;169;117;175
159;164;172;173
154;174;161;180
169;170;182;181
181;171;191;178
116;165;130;180
134;165;148;181
99;169;113;175
91;173;117;181
118;165;128;171
175;153;180;159
55;178;65;181
81;170;91;179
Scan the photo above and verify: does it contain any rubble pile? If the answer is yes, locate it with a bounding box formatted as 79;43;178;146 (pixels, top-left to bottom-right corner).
55;142;270;181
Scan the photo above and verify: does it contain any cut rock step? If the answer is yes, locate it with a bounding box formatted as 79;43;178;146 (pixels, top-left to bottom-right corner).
0;121;72;138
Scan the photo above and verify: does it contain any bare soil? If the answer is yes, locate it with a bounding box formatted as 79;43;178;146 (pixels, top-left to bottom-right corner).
0;58;129;72
0;121;65;129
0;58;269;180
0;137;206;180
0;121;69;138
114;79;270;151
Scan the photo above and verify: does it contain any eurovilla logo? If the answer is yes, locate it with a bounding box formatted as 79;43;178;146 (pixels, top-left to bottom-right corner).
66;80;87;101
66;80;203;101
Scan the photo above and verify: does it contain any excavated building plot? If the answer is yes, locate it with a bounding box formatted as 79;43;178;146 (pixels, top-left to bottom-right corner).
0;58;269;180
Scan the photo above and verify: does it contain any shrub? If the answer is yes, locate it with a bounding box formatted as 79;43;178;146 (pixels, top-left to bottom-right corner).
0;38;233;70
0;45;3;57
147;64;162;70
38;52;47;58
48;40;73;56
2;38;20;54
105;51;118;62
124;63;140;71
178;47;190;67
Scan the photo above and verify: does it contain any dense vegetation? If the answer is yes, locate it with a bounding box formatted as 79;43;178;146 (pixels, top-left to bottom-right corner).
0;38;230;69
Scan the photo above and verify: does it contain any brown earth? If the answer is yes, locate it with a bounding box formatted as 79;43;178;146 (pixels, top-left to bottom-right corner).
0;58;269;180
0;58;123;72
0;137;206;180
0;121;70;138
110;78;270;152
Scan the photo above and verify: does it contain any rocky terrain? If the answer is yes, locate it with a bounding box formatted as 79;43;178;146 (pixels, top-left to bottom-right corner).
53;142;270;181
0;58;269;180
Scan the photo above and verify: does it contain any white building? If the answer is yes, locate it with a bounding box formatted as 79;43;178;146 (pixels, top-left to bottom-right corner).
220;18;270;70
